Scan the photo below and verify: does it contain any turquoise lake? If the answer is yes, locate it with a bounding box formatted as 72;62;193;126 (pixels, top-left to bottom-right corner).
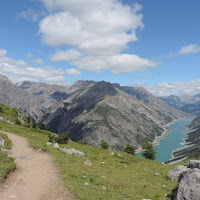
137;117;194;162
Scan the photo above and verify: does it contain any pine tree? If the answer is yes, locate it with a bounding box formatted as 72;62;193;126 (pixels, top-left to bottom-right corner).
142;139;156;160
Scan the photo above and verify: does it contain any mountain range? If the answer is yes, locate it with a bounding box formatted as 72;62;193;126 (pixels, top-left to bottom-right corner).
0;74;190;150
160;95;200;116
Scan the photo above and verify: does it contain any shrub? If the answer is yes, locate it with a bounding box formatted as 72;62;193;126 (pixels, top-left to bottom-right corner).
0;107;3;113
142;139;156;160
25;116;31;124
15;119;21;125
48;133;56;143
123;143;135;155
56;132;70;144
100;140;109;149
32;120;37;128
39;123;51;131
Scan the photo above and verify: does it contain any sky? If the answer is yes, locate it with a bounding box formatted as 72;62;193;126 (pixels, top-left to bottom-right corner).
0;0;200;96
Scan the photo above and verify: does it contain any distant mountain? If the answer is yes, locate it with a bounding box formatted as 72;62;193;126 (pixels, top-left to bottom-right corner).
17;81;69;109
38;81;190;150
160;95;200;116
0;74;43;118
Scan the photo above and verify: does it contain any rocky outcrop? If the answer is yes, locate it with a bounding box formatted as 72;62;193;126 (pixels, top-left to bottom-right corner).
169;160;200;200
167;165;188;180
174;169;200;200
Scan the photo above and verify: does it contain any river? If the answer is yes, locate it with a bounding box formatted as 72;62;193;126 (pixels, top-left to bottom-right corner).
137;117;194;162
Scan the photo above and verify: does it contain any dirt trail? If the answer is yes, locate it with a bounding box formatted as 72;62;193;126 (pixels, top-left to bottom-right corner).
0;131;76;200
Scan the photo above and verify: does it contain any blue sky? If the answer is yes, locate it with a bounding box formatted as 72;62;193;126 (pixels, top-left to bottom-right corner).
0;0;200;96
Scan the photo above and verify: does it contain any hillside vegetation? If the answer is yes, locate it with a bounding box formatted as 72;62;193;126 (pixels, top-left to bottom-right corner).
0;103;197;199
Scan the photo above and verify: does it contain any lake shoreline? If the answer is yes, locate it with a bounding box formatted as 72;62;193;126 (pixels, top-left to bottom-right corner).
136;118;180;154
166;117;196;164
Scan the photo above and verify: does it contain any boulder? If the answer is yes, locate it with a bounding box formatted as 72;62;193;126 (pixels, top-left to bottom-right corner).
188;160;200;169
46;142;52;146
167;165;188;180
53;143;59;148
60;148;85;156
174;169;200;200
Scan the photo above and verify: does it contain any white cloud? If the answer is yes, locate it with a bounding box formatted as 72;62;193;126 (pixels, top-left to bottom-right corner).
51;49;82;62
17;9;45;22
170;44;200;56
33;58;44;65
37;0;158;74
39;1;144;55
146;80;200;96
72;54;159;74
0;49;7;57
0;49;71;85
65;68;81;76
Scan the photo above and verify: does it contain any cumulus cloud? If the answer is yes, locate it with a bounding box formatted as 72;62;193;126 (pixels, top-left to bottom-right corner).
38;0;158;73
0;49;74;85
170;44;200;56
33;58;44;65
65;68;81;76
72;54;159;74
147;80;200;96
51;49;82;62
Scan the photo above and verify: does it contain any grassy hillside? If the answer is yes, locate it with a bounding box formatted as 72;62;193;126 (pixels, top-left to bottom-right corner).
0;103;197;199
0;132;15;181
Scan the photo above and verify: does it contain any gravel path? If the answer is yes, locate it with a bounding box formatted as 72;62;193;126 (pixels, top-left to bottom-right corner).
0;131;76;200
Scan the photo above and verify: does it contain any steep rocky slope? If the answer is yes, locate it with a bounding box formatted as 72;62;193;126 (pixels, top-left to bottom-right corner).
0;75;43;118
39;81;189;150
113;84;189;123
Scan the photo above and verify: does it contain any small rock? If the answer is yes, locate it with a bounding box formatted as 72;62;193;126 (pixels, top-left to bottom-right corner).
102;176;106;178
5;185;8;188
142;199;152;200
188;160;200;169
102;186;107;190
84;182;90;186
109;152;114;155
53;143;59;148
154;173;160;176
8;195;17;199
46;142;52;146
32;134;35;136
101;162;105;164
162;184;167;187
124;165;127;168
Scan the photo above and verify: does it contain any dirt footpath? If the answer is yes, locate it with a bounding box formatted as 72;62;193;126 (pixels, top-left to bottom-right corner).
0;131;76;200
